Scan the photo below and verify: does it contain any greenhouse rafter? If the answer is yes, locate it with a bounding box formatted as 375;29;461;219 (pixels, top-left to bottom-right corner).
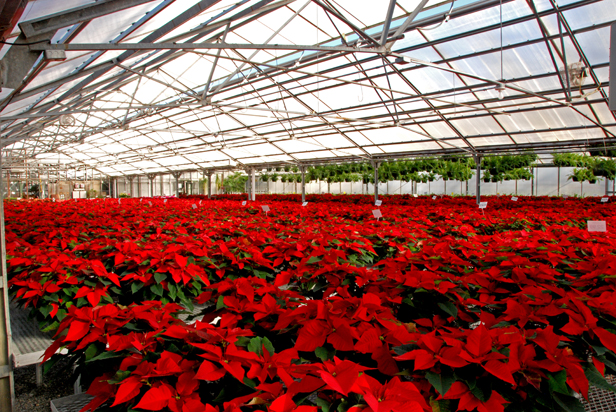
0;0;612;179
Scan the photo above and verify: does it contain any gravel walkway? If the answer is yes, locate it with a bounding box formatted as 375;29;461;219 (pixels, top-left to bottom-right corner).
14;358;74;412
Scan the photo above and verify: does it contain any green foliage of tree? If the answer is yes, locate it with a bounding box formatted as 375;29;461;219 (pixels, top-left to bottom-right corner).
223;172;248;193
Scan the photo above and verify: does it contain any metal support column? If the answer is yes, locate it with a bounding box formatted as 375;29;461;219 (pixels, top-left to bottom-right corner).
372;161;381;203
251;169;256;201
558;166;561;196
160;175;164;196
474;155;482;204
300;166;306;203
114;178;118;198
137;176;141;198
126;176;134;197
246;169;252;201
147;174;156;197
0;152;15;412
207;172;212;199
531;168;535;197
171;172;182;197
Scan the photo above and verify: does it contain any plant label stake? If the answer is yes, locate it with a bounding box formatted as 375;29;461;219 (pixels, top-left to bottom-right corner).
588;220;607;232
432;196;437;200
192;204;197;209
372;209;382;221
302;202;308;207
602;197;609;203
375;200;382;206
511;197;518;201
261;205;270;216
242;201;247;206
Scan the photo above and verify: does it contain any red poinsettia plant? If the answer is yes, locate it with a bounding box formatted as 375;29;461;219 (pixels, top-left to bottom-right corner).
6;195;616;412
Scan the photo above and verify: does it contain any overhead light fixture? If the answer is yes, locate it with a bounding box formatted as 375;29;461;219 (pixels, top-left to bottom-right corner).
495;84;506;100
394;56;411;65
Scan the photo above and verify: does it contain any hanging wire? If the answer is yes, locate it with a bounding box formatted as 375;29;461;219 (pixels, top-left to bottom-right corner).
500;0;504;82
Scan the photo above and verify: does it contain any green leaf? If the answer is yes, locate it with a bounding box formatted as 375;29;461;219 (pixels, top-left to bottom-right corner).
426;371;456;396
235;336;251;347
307;256;322;265
86;351;124;363
315;347;329;362
108;369;132;384
315;397;331;412
583;363;616;393
154;272;166;284
438;302;458;318
168;283;177;301
39;305;53;318
150;284;163;297
41;320;59;333
216;295;227;310
130;282;144;295
248;337;263;355
212;388;226;403
85;344;99;361
552;392;585;412
548;370;570;395
243;377;256;389
262;336;274;356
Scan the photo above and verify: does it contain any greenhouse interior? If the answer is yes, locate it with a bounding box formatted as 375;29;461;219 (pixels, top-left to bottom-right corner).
1;0;616;411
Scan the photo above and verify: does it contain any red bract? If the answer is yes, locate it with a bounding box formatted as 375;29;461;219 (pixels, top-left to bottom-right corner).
6;195;616;412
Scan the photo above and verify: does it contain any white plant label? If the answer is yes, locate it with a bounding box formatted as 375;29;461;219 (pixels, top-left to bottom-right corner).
118;199;121;204
199;200;202;205
149;201;153;206
372;209;382;219
164;199;167;204
602;197;609;203
261;205;270;212
563;195;569;199
432;196;437;200
588;220;607;232
375;200;382;206
140;199;142;203
192;204;197;209
413;194;418;198
511;197;518;202
302;202;308;207
242;201;247;206
479;201;488;209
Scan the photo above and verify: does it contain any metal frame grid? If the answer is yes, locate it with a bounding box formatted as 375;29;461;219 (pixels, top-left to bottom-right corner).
0;0;614;180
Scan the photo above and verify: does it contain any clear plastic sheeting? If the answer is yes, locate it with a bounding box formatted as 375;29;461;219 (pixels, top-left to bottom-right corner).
0;0;613;178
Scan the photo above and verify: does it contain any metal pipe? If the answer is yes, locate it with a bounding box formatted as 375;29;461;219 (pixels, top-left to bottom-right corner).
301;166;306;203
475;155;481;204
373;161;380;203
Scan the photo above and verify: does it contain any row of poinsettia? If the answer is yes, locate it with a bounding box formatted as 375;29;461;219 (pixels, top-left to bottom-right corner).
6;196;616;412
